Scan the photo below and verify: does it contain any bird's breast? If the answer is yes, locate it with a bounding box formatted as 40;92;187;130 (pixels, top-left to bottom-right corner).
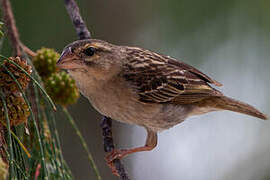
75;74;193;132
85;79;160;126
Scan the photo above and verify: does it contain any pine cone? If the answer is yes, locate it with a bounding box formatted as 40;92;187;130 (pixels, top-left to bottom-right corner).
0;157;8;180
0;57;32;94
45;71;79;106
33;48;60;79
0;93;30;126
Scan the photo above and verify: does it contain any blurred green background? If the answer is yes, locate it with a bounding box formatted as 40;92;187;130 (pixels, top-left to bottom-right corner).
2;0;270;179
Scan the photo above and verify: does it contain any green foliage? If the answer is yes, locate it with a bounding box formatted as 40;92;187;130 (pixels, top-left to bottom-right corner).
0;55;72;179
45;71;79;106
33;48;60;80
0;1;100;179
33;47;80;106
0;22;4;39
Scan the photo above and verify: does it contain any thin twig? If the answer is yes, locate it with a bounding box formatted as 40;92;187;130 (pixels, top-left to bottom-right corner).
63;0;130;179
0;1;53;177
1;1;73;179
21;44;37;57
64;0;91;40
101;117;130;180
1;0;21;56
1;0;36;57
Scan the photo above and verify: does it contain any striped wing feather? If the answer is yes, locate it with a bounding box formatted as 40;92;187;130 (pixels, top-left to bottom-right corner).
123;47;222;104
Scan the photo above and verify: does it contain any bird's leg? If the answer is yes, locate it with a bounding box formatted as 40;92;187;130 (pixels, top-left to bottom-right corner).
106;129;157;176
106;129;157;164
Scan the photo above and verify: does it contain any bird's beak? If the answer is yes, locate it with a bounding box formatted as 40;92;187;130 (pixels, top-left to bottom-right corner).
57;47;84;70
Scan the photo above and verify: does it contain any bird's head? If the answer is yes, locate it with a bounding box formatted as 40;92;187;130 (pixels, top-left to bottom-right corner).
57;39;122;71
57;39;124;87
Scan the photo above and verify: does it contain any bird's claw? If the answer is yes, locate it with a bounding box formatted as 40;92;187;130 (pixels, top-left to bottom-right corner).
106;160;120;177
105;149;127;176
105;149;126;162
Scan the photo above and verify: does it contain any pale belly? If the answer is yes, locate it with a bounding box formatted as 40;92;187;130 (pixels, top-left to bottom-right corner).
84;86;193;132
85;85;161;126
71;71;193;132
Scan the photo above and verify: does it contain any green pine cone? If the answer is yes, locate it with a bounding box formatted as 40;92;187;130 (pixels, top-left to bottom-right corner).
33;47;60;79
0;93;30;126
0;57;32;94
45;71;79;106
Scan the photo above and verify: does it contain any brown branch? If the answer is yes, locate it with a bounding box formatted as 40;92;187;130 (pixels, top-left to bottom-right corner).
0;0;39;168
1;0;39;115
21;44;37;57
1;0;21;56
1;0;36;57
63;0;130;179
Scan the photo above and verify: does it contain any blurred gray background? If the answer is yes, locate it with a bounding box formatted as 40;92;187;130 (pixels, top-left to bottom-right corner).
3;0;270;179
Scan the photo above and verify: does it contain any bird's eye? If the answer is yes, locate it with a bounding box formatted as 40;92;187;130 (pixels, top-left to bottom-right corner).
83;47;96;56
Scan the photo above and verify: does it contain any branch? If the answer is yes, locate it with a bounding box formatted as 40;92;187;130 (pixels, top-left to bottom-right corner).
64;0;91;40
1;0;21;56
1;0;39;116
0;0;39;169
101;117;130;180
63;0;130;179
21;44;37;57
1;0;37;57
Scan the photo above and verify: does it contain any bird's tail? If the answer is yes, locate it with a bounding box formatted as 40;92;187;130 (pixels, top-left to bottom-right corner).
200;96;268;120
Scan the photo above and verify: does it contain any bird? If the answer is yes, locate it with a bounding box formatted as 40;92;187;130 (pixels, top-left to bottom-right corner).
57;39;268;172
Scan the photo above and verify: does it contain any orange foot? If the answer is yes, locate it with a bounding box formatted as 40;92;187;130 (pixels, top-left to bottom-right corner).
105;149;129;176
105;149;128;162
105;130;158;176
106;158;120;177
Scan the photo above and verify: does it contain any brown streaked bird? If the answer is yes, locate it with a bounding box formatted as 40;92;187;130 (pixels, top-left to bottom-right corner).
57;39;268;172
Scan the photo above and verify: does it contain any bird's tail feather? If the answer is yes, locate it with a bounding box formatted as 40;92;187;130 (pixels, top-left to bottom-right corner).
201;96;268;120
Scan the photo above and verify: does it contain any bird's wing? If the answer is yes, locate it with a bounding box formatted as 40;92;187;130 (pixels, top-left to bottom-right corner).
122;48;222;104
